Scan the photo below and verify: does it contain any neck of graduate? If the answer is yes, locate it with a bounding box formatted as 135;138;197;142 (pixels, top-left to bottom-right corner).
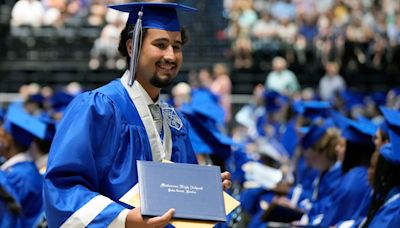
135;76;160;102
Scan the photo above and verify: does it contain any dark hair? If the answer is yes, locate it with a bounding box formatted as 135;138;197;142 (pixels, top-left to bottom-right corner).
118;24;189;68
13;140;29;153
0;185;21;216
34;138;51;155
342;140;375;173
363;155;400;227
378;128;390;143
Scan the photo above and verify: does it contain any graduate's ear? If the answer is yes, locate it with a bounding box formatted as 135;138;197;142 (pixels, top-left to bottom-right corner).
126;39;133;58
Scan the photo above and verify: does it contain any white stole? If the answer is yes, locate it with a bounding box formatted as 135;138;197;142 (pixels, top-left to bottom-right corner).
120;72;172;162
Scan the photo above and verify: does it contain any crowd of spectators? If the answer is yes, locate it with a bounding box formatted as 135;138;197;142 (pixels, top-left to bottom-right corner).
224;0;400;73
6;0;400;91
8;0;139;28
9;0;130;70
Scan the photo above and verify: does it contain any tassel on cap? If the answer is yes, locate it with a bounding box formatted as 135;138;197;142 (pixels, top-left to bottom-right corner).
128;10;143;86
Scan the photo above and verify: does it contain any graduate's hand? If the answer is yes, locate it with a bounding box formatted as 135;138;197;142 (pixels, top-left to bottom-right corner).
125;207;175;228
273;195;293;208
221;171;232;191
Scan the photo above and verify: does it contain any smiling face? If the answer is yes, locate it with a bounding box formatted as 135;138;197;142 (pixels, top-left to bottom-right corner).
131;28;183;98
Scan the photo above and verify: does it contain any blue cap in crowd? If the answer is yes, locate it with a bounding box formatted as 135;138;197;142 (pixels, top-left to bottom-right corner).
301;118;335;149
340;90;365;111
356;115;378;133
369;91;387;107
330;110;351;130
341;118;376;145
380;106;400;155
263;90;288;113
378;120;389;135
3;106;55;148
293;100;331;120
50;92;74;113
379;144;400;165
3;106;36;147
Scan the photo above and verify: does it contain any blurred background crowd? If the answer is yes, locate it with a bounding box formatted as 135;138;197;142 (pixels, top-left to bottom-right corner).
1;0;400;227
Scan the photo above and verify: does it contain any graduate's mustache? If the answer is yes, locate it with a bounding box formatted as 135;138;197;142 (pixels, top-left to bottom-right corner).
156;59;177;68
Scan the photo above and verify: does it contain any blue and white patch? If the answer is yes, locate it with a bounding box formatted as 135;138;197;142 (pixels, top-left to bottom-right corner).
161;104;183;131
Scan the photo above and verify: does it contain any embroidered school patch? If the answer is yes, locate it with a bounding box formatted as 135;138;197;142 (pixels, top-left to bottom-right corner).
161;105;183;131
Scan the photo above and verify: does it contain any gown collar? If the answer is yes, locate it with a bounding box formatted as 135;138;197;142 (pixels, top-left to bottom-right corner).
1;152;32;171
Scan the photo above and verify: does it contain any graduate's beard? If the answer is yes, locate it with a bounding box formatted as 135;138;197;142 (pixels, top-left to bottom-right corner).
150;73;176;88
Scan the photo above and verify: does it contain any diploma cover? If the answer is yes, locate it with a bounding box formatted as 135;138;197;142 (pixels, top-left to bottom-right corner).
137;160;227;222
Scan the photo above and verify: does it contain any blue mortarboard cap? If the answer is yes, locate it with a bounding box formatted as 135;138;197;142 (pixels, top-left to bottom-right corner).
38;116;56;142
3;107;36;147
301;118;335;149
379;143;400;165
330;110;351;130
369;91;386;106
108;2;197;86
27;94;45;104
293;100;331;119
109;2;197;31
356;115;378;133
340;90;365;111
50;92;74;112
380;106;400;155
379;121;389;135
341;118;376;144
4;106;55;144
263;90;288;113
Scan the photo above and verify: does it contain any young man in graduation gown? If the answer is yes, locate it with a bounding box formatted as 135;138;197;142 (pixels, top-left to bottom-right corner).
44;2;231;228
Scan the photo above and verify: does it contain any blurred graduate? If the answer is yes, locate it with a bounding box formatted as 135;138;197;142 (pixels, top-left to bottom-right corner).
0;106;44;227
43;2;231;227
359;107;400;227
0;170;23;227
335;112;391;227
317;115;376;226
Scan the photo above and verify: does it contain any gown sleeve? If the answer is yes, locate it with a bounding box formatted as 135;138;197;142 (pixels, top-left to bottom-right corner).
44;91;127;227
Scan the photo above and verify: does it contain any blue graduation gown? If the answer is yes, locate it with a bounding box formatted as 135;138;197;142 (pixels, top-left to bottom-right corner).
368;186;400;228
4;160;43;227
280;119;298;158
307;162;342;219
318;166;371;227
290;158;319;205
248;163;342;228
0;170;23;228
44;80;197;227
